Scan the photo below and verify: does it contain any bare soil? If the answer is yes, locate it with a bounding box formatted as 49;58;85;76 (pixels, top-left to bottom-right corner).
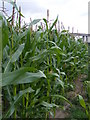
53;74;87;118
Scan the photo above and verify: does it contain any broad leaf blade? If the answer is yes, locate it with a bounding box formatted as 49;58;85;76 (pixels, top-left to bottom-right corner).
2;68;46;86
29;19;41;26
78;95;86;109
0;13;8;50
51;95;72;106
4;87;34;118
11;43;25;62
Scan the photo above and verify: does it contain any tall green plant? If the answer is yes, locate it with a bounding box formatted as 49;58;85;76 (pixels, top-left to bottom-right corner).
1;1;88;118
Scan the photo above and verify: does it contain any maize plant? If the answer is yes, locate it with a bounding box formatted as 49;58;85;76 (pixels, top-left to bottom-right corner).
0;1;88;119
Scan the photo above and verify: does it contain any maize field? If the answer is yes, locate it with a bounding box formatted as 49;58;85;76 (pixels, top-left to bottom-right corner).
0;1;90;119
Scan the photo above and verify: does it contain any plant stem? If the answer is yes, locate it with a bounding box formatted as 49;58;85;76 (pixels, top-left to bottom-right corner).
46;23;50;118
14;85;17;118
12;1;17;118
26;93;29;117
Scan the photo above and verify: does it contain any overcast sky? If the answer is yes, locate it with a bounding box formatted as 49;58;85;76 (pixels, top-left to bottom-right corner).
0;0;89;33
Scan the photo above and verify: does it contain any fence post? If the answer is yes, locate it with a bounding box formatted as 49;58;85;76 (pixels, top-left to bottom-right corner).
88;3;90;109
86;36;88;42
88;1;90;81
2;1;4;12
0;20;2;120
72;27;74;33
82;36;84;42
68;26;70;32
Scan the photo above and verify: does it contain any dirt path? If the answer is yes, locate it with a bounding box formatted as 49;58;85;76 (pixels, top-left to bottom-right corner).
54;75;87;118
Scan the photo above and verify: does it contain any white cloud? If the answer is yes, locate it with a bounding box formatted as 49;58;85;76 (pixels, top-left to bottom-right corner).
0;0;89;33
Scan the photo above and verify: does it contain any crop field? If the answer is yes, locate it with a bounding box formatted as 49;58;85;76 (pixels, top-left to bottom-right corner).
0;1;90;119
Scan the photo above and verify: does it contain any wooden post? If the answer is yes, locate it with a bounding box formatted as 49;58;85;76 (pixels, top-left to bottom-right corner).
68;26;70;32
88;2;90;111
0;20;2;120
82;36;84;42
72;27;74;33
2;1;4;12
86;36;88;42
88;1;90;81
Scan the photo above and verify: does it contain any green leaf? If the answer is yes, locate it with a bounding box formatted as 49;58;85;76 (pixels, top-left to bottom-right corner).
63;57;75;62
4;43;25;72
41;101;59;108
51;95;72;106
43;18;48;31
60;72;66;76
48;72;60;78
11;43;25;62
29;49;48;62
86;81;90;98
56;78;64;88
50;46;66;56
17;30;28;43
29;19;41;26
2;67;46;86
69;62;74;66
4;87;34;118
0;13;8;50
49;16;58;32
3;0;24;17
78;95;86;109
